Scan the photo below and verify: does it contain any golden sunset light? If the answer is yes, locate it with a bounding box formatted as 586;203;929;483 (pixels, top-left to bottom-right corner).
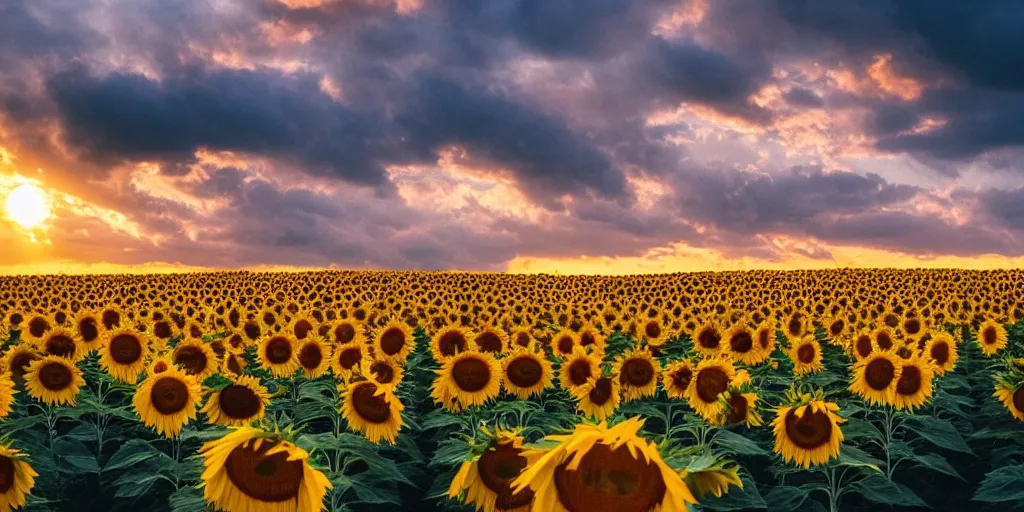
4;183;51;229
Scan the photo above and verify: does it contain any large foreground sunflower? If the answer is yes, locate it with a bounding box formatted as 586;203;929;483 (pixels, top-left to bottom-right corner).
199;426;331;512
24;355;85;406
341;379;404;445
200;375;271;427
772;388;845;468
511;417;697;511
134;366;202;438
448;426;534;512
0;443;36;511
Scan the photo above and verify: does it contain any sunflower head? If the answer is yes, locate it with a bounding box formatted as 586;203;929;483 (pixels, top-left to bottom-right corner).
787;336;824;375
296;338;332;379
431;325;473;362
771;386;846;468
258;334;300;378
200;374;271;427
502;347;553;400
25;355;85;406
133;365;202;438
99;329;150;384
850;352;902;406
448;426;534;512
558;347;599;392
977;319;1008;356
687;356;736;422
172;339;218;382
994;372;1024;422
373;320;414;363
892;356;935;411
614;349;660;402
432;351;502;411
35;327;86;362
341;379;404;444
572;370;621;421
663;359;695;399
0;443;37;511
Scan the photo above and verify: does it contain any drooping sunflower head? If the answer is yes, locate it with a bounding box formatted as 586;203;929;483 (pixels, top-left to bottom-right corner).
717;390;762;428
892;356;935;411
558;347;598;392
373;320;414;363
133;365;202;438
35;327;86;362
976;319;1008;356
0;443;37;511
341;379;404;445
787;336;824;375
501;348;553;400
432;351;502;411
663;359;695;399
199;427;332;512
772;398;846;468
993;374;1024;422
98;329;150;384
431;325;473;362
511;417;697;511
573;371;621;421
24;355;85;406
296;338;332;379
172;338;218;382
614;349;660;402
448;427;534;512
682;462;743;502
849;352;902;406
200;375;271;427
258;334;300;378
687;356;736;422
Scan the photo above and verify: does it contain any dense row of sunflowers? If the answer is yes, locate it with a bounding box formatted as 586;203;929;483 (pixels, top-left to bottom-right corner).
0;268;1020;511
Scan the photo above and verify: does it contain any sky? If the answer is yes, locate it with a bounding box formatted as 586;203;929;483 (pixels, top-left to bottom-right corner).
2;0;1024;275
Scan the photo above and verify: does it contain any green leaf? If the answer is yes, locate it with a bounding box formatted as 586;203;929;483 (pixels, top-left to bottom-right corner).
763;485;809;512
51;437;100;473
103;439;160;472
712;429;768;456
908;452;964;481
694;473;766;511
168;486;207;512
114;472;169;498
974;465;1024;502
852;474;927;508
833;445;883;471
904;416;972;454
841;418;883;442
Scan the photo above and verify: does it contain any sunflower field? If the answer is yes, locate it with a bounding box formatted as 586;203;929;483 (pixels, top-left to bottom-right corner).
0;269;1022;512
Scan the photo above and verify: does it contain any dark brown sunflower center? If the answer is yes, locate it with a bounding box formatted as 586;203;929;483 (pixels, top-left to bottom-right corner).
620;359;654;387
38;361;73;391
225;441;304;503
109;334;143;364
788;318;803;336
829;320;845;337
864;358;896;390
758;329;771;349
697;328;721;349
514;332;532;348
556;335;575;355
855;336;873;358
476;332;504;353
370;361;394;384
730;331;753;354
452;357;492;393
225;356;243;375
219;385;262;419
929;342;950;365
875;332;893;350
884;314;899;328
262;313;276;327
580;332;596;347
506;356;543;388
983;327;998;345
153;321;173;339
904;319;921;335
152;361;169;374
553;443;667;512
297;343;322;370
243;322;261;341
150;376;190;415
567;359;593;387
102;310;120;330
0;456;14;494
670;367;693;391
797;344;816;364
293;320;313;340
175;346;209;375
46;335;76;358
334;323;357;344
477;444;534;510
351;382;391;423
785;407;834;449
10;353;36;382
728;394;749;425
264;338;293;365
28;318;49;338
228;310;241;329
189;325;204;339
895;365;922;396
379;328;406;356
644;322;661;340
1013;387;1024;415
79;319;100;343
438;331;468;357
695;367;729;403
588;377;614;406
337;347;362;370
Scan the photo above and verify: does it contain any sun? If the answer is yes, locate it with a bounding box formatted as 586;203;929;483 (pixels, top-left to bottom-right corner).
5;184;52;229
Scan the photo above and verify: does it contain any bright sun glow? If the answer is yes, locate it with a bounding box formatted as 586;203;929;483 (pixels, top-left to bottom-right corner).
5;183;52;229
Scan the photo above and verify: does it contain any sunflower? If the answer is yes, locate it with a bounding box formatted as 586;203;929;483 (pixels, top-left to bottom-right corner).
2;344;39;388
433;351;502;410
550;330;579;358
787;336;824;375
976;319;1008;356
558;347;599;392
221;352;248;377
341;379;404;445
24;355;85;406
474;326;509;355
98;329;150;384
364;359;405;390
783;311;809;339
0;443;37;511
683;463;742;502
296;338;332;379
134;365;202;438
577;323;607;355
849;352;902;406
200;375;271;426
431;325;474;362
330;341;366;381
573;373;621;421
199;426;331;512
751;324;776;364
326;318;364;346
663;359;694;399
892;356;935;411
501;348;553;399
258;334;300;378
172;338;218;382
851;329;876;361
993;375;1024;422
614;349;660;401
147;353;175;376
373;320;414;363
871;327;896;352
772;398;846;468
511;417;697;511
724;324;758;364
924;333;958;375
36;327;86;362
0;371;15;419
22;313;53;342
687;357;736;421
717;390;762;427
692;320;723;355
448;426;534;512
73;310;103;351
